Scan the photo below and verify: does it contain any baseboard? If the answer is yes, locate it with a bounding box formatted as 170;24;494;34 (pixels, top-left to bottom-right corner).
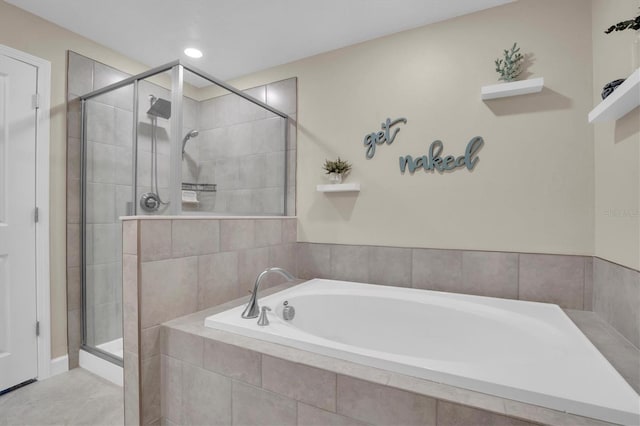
49;355;69;377
79;349;123;386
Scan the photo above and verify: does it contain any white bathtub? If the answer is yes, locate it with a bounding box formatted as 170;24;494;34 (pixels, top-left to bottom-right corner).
204;279;640;425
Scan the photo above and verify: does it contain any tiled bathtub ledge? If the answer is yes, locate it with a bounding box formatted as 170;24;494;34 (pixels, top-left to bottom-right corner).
160;285;631;426
564;310;640;394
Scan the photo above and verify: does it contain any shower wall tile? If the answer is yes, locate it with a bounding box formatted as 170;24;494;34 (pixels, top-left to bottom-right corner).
86;263;117;306
86;182;116;224
67;177;80;224
94;302;122;345
115;107;134;146
68;52;94;95
87;101;116;145
67;137;81;180
66;266;81;312
66;224;81;269
67;96;82;139
519;254;585;310
116;185;134;218
93;62;132;111
266;78;297;115
92;223;122;264
67;308;81;368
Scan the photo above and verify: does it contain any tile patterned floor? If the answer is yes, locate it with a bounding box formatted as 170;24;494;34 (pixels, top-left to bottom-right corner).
0;368;123;426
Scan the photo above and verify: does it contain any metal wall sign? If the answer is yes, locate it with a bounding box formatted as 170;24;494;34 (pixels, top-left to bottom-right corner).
363;117;407;159
399;137;484;174
363;117;484;174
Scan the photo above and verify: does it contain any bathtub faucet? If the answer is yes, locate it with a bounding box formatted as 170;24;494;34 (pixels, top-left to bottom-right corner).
241;267;296;319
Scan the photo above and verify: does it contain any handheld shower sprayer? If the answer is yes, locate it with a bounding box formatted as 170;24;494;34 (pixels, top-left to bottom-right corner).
182;129;199;159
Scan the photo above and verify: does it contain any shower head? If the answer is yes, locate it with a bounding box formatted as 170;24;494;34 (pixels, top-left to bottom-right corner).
182;129;200;158
147;96;171;119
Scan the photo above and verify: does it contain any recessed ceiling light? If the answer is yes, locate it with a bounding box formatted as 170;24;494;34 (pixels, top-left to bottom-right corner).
184;48;203;58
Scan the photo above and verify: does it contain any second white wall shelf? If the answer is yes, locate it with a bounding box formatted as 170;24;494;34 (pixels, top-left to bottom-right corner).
481;77;544;100
316;183;361;193
588;68;640;123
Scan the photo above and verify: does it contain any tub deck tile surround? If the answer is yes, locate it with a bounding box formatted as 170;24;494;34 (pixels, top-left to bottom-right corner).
125;217;298;425
158;286;629;426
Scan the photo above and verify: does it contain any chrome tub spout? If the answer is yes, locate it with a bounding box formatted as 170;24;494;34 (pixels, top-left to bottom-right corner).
241;267;295;319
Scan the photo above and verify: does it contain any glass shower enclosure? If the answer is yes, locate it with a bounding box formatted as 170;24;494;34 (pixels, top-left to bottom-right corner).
79;61;290;365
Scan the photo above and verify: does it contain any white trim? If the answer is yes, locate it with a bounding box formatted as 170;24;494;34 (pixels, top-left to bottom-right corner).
79;350;123;387
0;44;52;380
49;355;69;377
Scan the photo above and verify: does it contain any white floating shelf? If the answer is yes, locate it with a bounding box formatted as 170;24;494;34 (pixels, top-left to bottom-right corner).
316;183;361;193
481;77;544;100
588;68;640;123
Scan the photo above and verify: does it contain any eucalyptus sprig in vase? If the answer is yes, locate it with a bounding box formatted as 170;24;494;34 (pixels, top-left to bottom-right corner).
322;157;352;184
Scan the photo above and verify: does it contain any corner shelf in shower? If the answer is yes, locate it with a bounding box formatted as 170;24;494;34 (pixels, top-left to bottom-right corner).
588;68;640;123
316;183;361;193
481;77;544;100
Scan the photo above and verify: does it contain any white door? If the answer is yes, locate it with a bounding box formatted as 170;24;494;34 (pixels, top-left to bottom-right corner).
0;54;39;392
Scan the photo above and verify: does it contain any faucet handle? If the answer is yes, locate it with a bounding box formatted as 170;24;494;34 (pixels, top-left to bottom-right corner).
257;306;271;326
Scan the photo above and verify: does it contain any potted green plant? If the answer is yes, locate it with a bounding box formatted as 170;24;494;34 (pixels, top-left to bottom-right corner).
495;42;524;82
322;157;352;183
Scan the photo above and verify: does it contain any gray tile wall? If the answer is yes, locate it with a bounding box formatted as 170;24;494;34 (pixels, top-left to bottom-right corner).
159;330;539;426
125;217;639;425
67;51;202;366
183;78;297;216
297;243;594;310
124;217;297;425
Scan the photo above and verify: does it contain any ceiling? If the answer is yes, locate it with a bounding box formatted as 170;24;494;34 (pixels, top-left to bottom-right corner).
7;0;513;81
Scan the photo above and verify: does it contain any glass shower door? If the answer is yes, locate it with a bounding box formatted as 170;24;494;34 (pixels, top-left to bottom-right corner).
82;83;134;363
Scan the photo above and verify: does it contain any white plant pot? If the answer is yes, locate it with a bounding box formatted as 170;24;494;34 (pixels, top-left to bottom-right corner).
329;173;343;184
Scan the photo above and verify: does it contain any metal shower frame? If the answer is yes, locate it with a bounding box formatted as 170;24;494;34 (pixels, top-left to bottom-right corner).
78;60;291;364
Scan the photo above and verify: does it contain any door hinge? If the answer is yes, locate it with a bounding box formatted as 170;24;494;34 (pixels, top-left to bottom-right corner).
32;93;40;110
36;321;40;337
34;207;39;223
